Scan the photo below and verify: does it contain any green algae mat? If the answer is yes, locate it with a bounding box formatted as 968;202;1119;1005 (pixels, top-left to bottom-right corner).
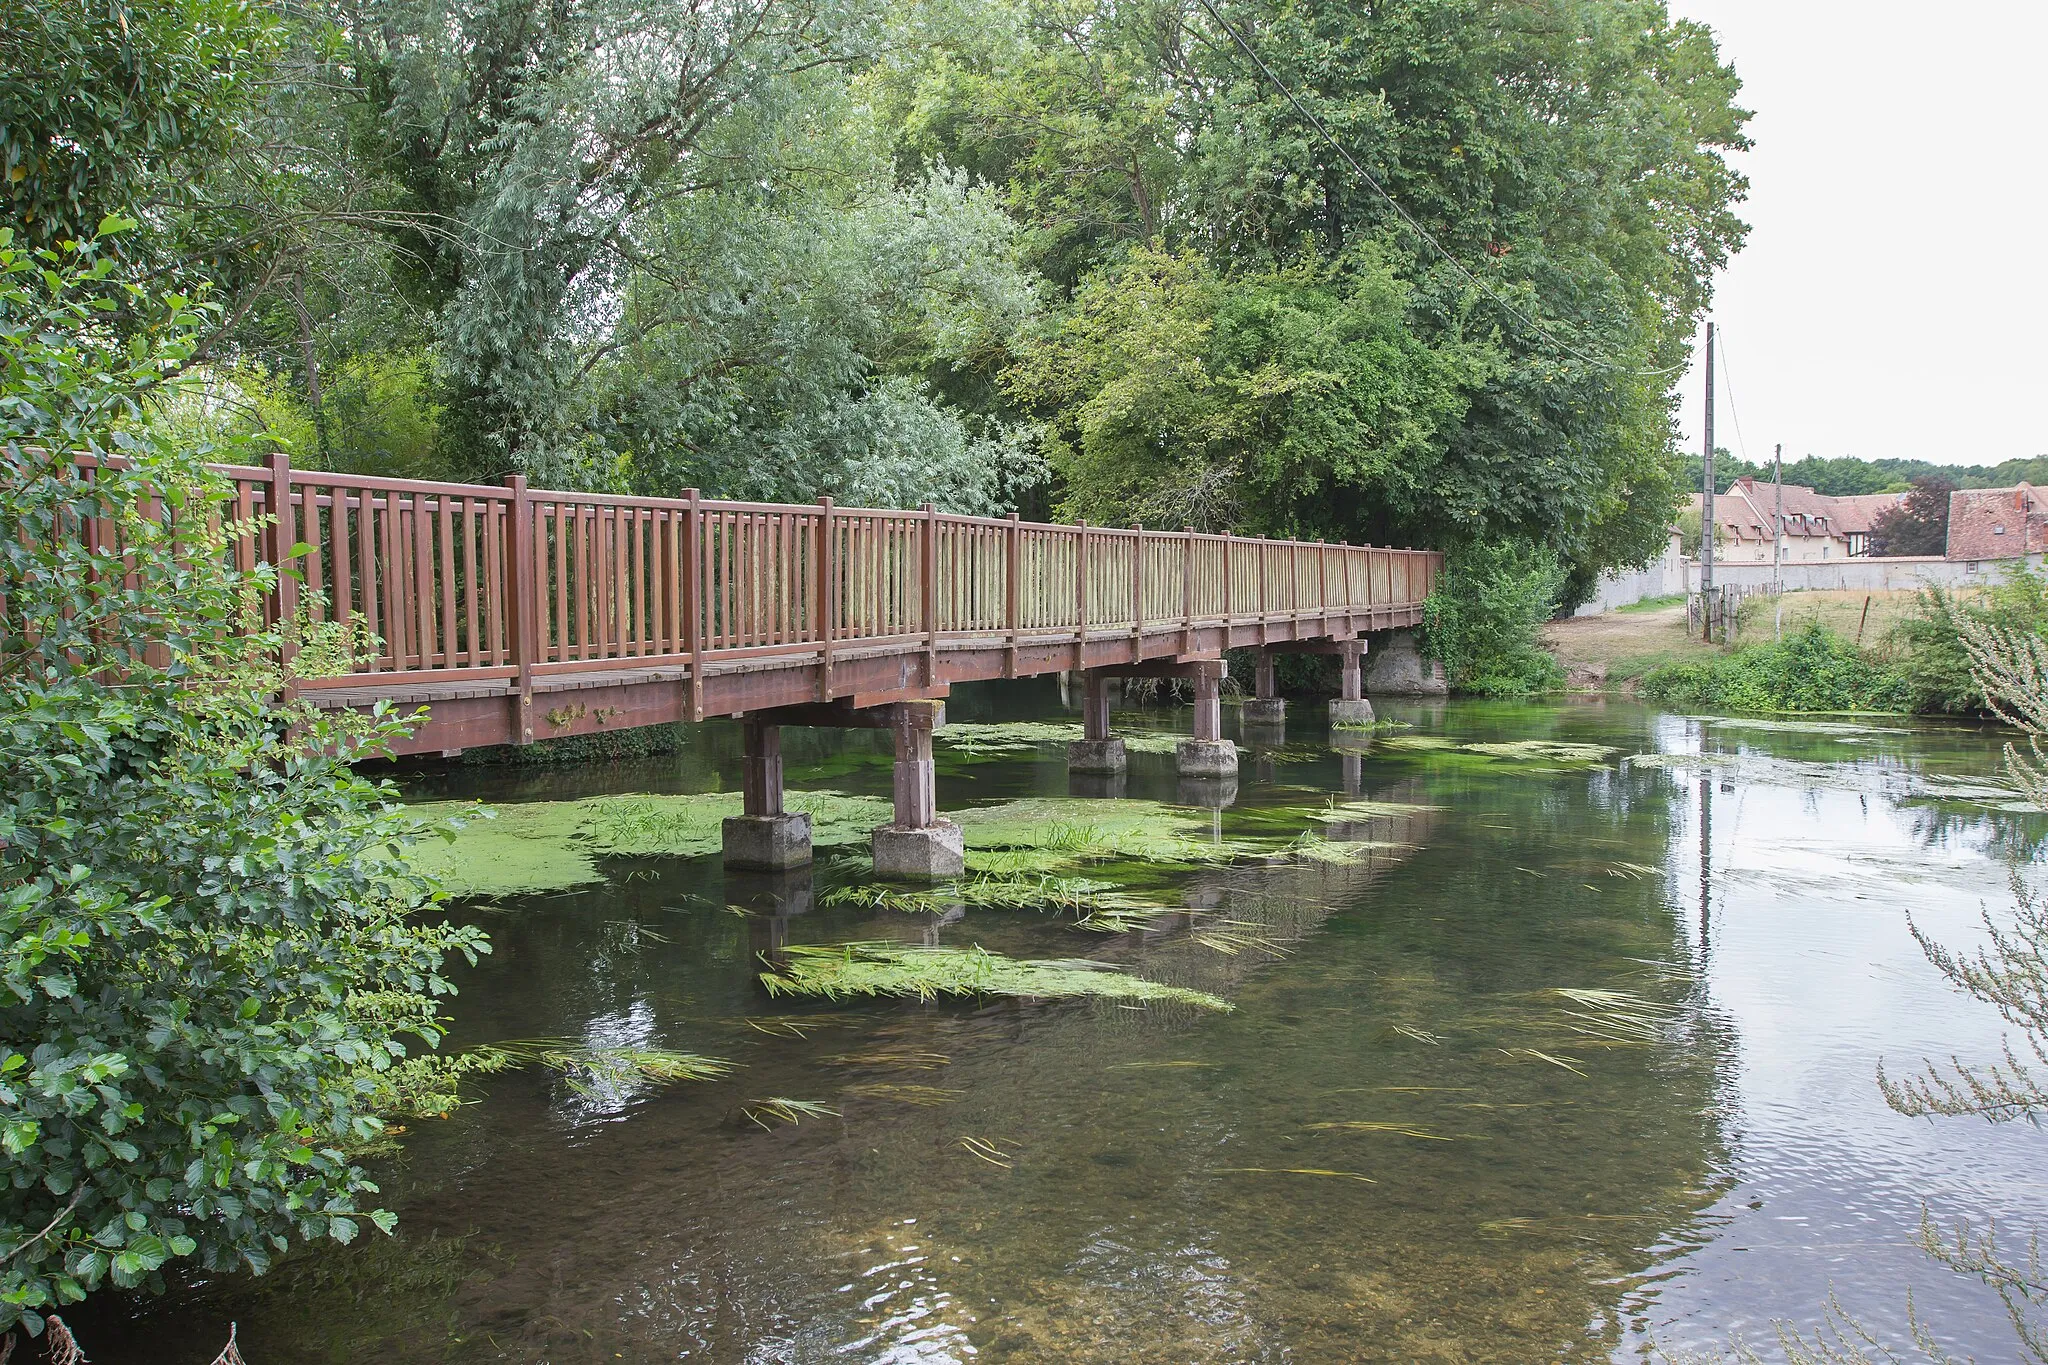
761;942;1230;1010
409;790;894;898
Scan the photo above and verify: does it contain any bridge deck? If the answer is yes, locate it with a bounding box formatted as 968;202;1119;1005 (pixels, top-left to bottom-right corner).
201;456;1437;755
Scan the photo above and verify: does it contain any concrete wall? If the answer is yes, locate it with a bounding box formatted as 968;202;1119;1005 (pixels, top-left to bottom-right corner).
1683;553;2046;594
1573;531;1686;616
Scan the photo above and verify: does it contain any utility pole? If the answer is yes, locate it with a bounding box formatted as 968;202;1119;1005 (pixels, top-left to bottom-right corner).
1772;442;1784;641
1700;322;1716;641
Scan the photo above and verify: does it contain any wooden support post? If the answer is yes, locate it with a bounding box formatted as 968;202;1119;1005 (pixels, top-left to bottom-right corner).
1192;662;1223;743
817;496;836;701
741;717;784;817
1255;653;1276;701
682;488;703;722
1083;671;1112;742
873;700;963;878
506;475;537;742
891;708;937;830
1340;639;1364;701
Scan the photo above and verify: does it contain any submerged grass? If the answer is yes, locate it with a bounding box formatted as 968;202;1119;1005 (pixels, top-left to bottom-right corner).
936;720;1209;759
409;790;894;898
763;942;1232;1010
1375;736;1620;768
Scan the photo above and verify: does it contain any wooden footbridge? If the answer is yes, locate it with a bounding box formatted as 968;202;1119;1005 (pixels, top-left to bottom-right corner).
219;456;1439;875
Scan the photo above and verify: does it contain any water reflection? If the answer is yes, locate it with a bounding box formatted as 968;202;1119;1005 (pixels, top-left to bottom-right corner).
66;694;2048;1363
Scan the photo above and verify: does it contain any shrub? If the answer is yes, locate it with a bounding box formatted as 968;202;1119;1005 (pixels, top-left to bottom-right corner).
0;225;486;1332
1418;540;1566;696
1639;623;1911;713
1890;565;2048;714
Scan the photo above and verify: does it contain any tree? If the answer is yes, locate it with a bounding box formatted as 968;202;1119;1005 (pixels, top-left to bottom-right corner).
0;227;485;1334
1870;476;1956;557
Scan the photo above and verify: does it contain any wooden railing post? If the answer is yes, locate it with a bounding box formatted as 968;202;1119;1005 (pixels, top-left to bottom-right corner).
1221;533;1232;624
817;496;836;701
267;452;298;656
1130;523;1143;661
1340;540;1354;630
922;502;939;687
1181;527;1195;653
1318;539;1330;631
1074;519;1088;668
681;487;703;721
504;474;536;742
1004;512;1020;677
1256;537;1268;645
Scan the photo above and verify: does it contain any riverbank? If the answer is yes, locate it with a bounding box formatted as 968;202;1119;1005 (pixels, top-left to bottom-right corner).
1542;590;1923;693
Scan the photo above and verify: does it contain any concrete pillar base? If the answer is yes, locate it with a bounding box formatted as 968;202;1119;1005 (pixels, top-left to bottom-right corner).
1330;698;1377;729
1240;698;1286;725
872;819;965;880
1066;737;1128;774
722;812;813;871
1176;737;1239;778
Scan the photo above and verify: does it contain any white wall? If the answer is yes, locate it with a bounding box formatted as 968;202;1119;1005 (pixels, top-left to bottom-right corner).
1574;531;1687;615
1684;554;2046;593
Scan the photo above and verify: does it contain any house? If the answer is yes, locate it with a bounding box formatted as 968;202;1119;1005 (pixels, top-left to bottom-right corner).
1689;480;1904;563
1946;484;2048;561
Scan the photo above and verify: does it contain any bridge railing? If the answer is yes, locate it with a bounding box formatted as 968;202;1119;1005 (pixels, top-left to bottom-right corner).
208;455;1439;689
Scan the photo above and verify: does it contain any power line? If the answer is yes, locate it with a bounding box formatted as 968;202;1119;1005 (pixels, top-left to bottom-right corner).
1713;327;1754;466
1190;0;1688;379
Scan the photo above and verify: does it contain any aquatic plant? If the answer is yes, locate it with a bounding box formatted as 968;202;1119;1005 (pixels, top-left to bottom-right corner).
936;721;1202;759
1375;736;1619;767
761;942;1232;1010
954;797;1265;872
409;790;895;898
739;1098;841;1130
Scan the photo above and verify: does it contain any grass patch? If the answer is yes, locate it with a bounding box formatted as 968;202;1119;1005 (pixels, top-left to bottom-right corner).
1615;594;1686;614
1638;623;1910;714
953;797;1267;872
762;942;1232;1010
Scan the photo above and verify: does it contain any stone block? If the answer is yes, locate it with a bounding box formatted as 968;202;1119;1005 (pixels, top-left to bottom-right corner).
1240;698;1286;725
722;812;813;871
872;819;966;879
1175;737;1238;779
1066;737;1128;774
1329;698;1377;729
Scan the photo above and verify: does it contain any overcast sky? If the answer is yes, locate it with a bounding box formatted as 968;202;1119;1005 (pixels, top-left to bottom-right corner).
1663;1;2048;470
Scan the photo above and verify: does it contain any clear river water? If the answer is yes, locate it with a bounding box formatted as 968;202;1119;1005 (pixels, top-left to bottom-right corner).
69;685;2048;1362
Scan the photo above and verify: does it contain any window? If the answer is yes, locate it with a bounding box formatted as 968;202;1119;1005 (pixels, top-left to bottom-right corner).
1996;525;2008;535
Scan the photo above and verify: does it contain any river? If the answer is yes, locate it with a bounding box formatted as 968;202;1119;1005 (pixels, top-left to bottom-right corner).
70;684;2048;1362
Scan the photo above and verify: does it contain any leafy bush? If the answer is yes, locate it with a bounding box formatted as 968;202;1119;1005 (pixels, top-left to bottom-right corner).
1418;541;1566;696
1639;624;1911;713
1890;565;2048;713
0;226;486;1332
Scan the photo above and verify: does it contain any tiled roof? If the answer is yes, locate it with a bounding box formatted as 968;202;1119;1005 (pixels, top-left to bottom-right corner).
1827;493;1908;535
1946;485;2048;561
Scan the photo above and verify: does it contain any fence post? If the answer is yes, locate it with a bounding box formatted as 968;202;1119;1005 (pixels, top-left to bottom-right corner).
922;502;939;687
1130;523;1143;661
817;496;836;701
505;474;536;742
1074;519;1088;669
267;452;298;663
1257;537;1268;645
1221;534;1233;629
1182;527;1195;654
1318;539;1329;631
682;487;703;721
1004;512;1020;677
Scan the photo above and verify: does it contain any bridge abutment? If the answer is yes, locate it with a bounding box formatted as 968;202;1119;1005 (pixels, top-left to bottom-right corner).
722;718;813;870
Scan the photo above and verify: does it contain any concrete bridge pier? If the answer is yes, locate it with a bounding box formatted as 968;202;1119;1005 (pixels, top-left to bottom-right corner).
1176;660;1237;779
722;718;812;870
1241;651;1285;725
1330;638;1375;729
873;702;965;879
1067;670;1128;774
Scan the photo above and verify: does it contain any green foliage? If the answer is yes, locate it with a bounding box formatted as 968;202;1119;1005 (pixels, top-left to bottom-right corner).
0;231;486;1331
1683;450;2048;498
1008;244;1477;533
1638;624;1911;714
1890;567;2048;714
0;0;276;246
1417;540;1566;695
